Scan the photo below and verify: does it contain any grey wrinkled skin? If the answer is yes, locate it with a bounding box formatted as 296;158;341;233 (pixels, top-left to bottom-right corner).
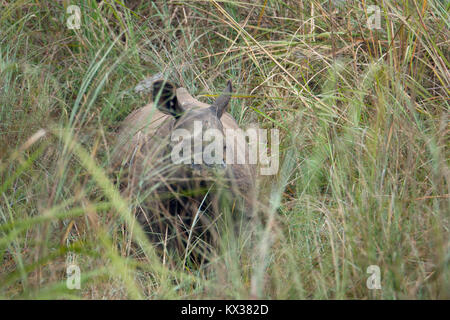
112;79;256;259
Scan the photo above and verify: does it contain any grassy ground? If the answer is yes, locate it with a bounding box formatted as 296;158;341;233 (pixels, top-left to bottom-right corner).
0;0;448;299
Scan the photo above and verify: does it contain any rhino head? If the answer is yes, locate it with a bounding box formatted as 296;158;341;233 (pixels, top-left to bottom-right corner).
152;80;233;175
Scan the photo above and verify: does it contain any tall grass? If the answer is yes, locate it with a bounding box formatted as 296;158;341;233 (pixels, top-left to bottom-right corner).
0;0;448;299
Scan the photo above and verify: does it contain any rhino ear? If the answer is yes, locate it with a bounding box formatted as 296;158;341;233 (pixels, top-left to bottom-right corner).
152;80;184;118
210;80;232;118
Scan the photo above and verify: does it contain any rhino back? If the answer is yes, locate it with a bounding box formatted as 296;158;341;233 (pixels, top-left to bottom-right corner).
112;102;256;195
112;103;173;168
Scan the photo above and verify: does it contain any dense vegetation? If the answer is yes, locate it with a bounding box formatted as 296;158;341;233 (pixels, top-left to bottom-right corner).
0;0;448;299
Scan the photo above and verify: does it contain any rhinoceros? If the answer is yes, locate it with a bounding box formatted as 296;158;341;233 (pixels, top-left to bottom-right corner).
112;79;256;257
